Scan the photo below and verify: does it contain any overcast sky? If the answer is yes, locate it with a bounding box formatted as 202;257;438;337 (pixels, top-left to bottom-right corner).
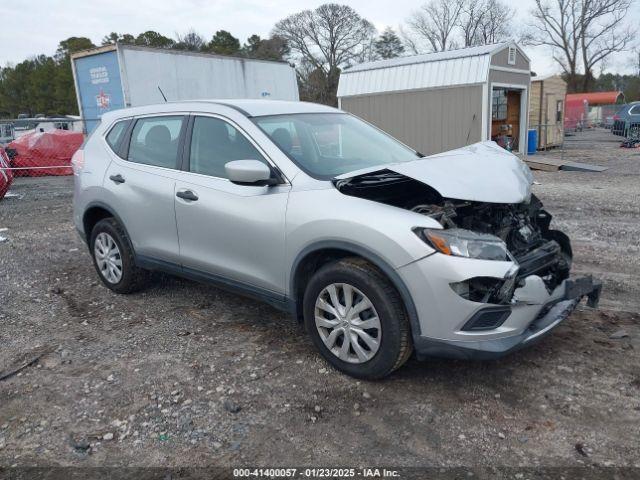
1;0;637;76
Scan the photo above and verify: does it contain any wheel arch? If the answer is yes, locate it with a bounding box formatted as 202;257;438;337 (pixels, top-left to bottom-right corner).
289;241;422;339
82;201;129;246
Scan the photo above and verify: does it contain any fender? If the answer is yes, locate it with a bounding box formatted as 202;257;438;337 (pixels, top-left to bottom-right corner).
82;201;133;248
289;240;423;338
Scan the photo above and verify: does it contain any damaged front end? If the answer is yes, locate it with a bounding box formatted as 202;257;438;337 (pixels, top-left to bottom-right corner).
335;168;601;315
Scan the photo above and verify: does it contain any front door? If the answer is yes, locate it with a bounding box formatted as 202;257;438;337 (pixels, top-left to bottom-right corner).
174;115;290;296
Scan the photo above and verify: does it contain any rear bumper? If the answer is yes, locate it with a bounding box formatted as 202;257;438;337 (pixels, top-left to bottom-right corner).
413;275;601;360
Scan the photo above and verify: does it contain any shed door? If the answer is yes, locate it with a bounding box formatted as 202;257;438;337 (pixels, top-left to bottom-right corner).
491;88;521;152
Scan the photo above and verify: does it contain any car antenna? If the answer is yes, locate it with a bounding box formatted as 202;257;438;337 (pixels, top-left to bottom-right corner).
158;86;168;103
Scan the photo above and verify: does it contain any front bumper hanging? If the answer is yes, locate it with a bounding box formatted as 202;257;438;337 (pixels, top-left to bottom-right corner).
413;275;603;360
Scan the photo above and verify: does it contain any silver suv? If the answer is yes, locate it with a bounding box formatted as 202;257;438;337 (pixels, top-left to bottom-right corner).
73;100;601;379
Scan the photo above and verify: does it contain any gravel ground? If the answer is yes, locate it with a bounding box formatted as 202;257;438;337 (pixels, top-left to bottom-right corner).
0;129;638;473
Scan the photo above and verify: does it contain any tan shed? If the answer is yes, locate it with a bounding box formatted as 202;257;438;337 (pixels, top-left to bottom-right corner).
337;43;532;156
528;75;567;150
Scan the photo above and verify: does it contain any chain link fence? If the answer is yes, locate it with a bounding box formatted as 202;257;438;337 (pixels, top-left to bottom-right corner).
530;110;639;159
0;118;89;190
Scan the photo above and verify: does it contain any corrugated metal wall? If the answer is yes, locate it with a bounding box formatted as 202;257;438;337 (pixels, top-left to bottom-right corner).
338;55;489;98
119;46;299;106
341;85;483;155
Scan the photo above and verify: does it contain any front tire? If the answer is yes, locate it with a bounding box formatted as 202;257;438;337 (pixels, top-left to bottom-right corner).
89;218;148;294
303;257;413;380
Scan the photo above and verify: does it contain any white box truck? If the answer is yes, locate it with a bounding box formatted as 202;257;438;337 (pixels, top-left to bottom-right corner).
71;44;299;133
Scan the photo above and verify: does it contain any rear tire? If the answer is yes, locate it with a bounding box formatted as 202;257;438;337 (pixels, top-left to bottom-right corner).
89;218;148;294
303;257;413;380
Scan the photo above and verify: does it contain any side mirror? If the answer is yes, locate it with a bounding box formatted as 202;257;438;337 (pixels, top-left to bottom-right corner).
225;160;278;186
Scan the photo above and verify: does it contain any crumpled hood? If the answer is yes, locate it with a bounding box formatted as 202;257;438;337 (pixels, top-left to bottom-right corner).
337;141;533;204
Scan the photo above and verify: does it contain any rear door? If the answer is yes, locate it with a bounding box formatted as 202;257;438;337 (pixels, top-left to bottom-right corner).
173;114;290;295
103;114;186;264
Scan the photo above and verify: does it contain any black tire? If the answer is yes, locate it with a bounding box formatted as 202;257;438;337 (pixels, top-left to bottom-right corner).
89;217;148;294
303;257;413;380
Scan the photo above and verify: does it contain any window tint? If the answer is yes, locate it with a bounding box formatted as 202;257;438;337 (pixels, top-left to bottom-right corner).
189;116;267;178
105;120;128;152
128;116;184;168
630;105;640;115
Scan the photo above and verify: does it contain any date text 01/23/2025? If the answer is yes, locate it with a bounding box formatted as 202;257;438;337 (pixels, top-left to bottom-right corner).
233;468;400;478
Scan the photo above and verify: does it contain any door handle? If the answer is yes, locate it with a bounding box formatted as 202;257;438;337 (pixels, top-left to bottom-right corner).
176;190;199;201
109;174;125;184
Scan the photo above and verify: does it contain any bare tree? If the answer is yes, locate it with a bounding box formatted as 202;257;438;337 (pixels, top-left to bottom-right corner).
398;25;422;55
174;30;206;51
527;0;635;91
406;0;464;52
458;0;486;47
476;0;515;45
580;0;635;90
273;4;376;105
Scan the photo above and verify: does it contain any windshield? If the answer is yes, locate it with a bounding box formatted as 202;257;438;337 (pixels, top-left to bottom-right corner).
252;113;420;179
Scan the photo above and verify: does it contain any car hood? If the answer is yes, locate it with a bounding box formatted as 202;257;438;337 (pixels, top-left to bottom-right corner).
335;141;533;204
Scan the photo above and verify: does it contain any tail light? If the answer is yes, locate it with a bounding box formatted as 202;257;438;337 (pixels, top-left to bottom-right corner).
71;149;84;175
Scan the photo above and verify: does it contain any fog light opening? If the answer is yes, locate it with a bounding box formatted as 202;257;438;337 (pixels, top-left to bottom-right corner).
450;276;515;304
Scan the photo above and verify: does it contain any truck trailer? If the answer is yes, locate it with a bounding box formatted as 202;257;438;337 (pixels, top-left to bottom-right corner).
71;44;299;133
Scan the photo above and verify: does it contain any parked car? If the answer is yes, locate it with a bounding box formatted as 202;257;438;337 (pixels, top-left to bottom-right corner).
612;102;640;136
73;100;601;379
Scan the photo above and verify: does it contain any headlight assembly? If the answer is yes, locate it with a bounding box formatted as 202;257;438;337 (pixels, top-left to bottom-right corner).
414;228;512;261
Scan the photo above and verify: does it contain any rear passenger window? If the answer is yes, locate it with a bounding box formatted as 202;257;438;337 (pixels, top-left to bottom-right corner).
105;120;128;153
127;116;184;168
189;116;267;178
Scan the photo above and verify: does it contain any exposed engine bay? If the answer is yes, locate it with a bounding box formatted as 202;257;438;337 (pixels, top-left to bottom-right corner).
335;170;573;305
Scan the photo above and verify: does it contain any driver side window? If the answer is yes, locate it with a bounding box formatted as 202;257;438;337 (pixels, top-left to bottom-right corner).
189;116;268;178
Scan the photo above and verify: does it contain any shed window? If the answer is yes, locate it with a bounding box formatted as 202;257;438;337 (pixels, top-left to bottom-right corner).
556;100;563;123
492;89;508;120
508;47;516;65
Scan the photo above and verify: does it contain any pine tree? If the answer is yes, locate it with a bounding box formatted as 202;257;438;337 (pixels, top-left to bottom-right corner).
374;28;405;60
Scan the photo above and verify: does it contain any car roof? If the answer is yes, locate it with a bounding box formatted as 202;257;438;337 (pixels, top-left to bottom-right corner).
100;99;339;123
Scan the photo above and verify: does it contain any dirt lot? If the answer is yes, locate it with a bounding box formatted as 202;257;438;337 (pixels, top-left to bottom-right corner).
0;129;639;473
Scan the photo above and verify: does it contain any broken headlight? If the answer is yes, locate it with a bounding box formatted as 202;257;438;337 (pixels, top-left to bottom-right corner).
415;228;511;261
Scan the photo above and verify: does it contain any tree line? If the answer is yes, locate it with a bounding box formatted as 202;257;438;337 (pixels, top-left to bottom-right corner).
0;1;637;117
0;30;290;117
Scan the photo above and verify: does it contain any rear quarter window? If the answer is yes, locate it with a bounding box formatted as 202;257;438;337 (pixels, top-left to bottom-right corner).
105;120;129;153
